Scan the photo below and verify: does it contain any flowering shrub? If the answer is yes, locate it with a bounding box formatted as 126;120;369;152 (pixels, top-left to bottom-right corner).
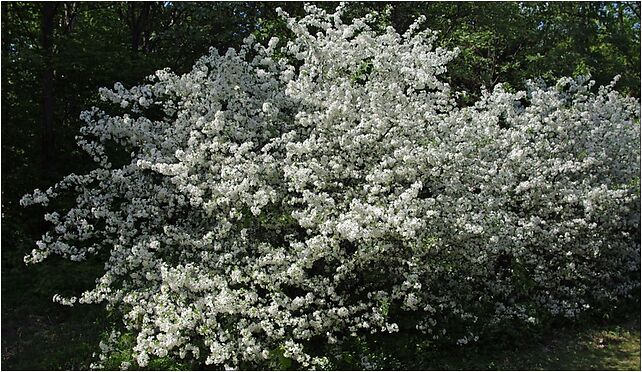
21;5;640;370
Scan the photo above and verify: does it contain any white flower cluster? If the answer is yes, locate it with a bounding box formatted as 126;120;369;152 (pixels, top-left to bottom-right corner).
21;4;640;369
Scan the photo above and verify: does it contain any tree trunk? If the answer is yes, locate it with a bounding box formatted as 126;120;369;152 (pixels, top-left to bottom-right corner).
62;2;77;34
41;3;55;179
130;2;151;53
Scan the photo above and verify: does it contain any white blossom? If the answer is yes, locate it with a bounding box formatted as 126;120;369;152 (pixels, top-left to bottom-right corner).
22;4;640;370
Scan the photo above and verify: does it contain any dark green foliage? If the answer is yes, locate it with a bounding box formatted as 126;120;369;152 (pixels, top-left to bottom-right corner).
1;1;640;370
383;2;641;99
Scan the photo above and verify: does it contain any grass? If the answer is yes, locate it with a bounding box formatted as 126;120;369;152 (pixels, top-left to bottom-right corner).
421;316;641;370
325;305;641;371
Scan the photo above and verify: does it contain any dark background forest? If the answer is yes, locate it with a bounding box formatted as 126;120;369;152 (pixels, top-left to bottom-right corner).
1;1;640;370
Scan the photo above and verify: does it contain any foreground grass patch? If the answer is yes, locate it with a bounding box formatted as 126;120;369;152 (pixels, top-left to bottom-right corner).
416;317;641;371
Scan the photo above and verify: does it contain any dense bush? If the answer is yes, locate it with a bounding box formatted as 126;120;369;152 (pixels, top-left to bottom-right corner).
21;5;640;369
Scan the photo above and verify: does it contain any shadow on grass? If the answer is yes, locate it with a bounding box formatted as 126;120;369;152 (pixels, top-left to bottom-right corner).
429;320;640;371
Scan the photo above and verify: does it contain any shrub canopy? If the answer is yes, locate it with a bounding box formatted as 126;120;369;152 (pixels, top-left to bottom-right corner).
22;5;641;369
